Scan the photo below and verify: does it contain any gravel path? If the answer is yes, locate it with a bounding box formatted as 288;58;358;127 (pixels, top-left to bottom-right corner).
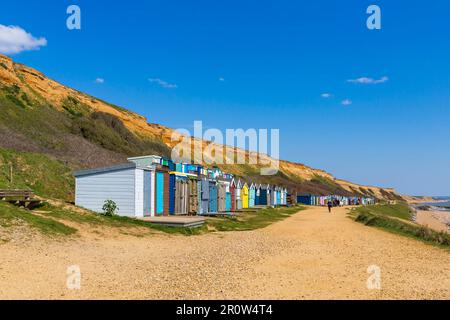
0;206;449;299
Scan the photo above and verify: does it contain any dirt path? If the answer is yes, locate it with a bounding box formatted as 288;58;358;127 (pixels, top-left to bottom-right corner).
0;206;449;299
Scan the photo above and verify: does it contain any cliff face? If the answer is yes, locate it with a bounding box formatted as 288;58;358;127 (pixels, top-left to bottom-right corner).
0;54;402;200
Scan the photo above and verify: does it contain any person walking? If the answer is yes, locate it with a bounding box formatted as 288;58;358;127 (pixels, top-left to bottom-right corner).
327;200;333;213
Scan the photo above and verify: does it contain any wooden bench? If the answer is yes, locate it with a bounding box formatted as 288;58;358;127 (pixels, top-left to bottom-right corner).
0;189;34;200
0;189;42;209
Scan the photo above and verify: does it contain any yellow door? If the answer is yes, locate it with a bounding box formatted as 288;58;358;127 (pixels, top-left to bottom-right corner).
241;184;249;209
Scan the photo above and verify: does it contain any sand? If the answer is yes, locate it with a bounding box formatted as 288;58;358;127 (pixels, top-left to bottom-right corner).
0;206;449;300
416;209;450;233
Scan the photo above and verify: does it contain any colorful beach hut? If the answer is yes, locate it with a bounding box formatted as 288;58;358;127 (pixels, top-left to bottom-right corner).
287;190;297;206
256;184;270;206
208;179;218;213
248;183;256;208
269;185;276;206
169;170;198;215
281;187;288;205
235;179;242;210
297;194;312;205
241;182;249;209
216;179;226;212
198;176;209;215
217;176;232;212
230;179;237;211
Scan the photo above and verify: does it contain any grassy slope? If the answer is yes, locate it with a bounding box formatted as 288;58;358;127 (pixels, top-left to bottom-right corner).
0;147;74;201
0;201;76;237
349;203;450;248
0;84;171;168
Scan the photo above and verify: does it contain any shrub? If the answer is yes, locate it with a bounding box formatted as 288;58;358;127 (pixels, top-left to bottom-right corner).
102;200;118;216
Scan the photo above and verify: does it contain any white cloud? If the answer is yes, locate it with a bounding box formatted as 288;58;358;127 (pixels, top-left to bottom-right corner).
148;78;178;89
321;93;332;98
341;99;352;106
95;78;105;84
218;77;225;82
0;25;47;55
347;76;388;84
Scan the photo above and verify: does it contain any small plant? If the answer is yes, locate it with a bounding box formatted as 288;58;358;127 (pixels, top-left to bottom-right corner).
102;200;118;216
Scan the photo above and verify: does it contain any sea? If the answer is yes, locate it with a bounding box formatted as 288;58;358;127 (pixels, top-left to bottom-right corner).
424;197;450;211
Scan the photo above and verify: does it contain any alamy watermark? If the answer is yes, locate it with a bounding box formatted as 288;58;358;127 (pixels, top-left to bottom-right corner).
367;5;381;30
66;5;381;32
367;265;381;290
171;121;280;175
66;265;81;290
67;5;81;30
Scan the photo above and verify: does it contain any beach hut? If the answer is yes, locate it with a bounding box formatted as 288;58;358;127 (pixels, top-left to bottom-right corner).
208;179;218;213
235;180;242;210
230;179;237;212
169;170;198;215
187;175;198;215
271;187;276;206
287;190;297;206
216;179;227;212
241;182;249;209
182;163;201;215
174;175;188;215
74;163;152;218
127;156;171;215
255;184;261;206
248;183;256;208
153;166;170;216
276;187;281;205
280;187;287;205
269;185;276;206
256;184;270;206
74;160;171;217
205;169;218;213
217;176;232;212
225;191;232;211
198;176;210;215
297;194;312;205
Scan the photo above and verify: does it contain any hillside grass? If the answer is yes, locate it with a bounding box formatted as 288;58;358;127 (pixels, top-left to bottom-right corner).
0;201;76;237
0;147;74;201
349;203;450;249
0;85;171;166
207;205;305;231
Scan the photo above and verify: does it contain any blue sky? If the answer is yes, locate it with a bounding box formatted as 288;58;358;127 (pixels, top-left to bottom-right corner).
1;0;449;195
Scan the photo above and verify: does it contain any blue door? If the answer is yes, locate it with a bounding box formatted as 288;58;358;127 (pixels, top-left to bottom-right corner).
169;174;176;215
156;172;164;215
225;193;231;211
209;184;218;213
